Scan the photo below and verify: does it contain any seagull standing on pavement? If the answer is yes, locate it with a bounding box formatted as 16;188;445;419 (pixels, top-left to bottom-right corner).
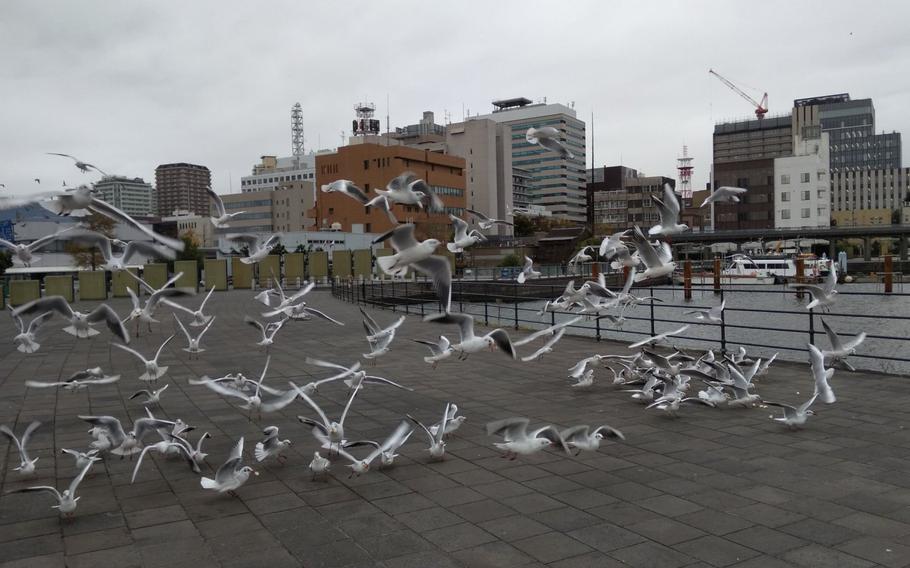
254;426;292;464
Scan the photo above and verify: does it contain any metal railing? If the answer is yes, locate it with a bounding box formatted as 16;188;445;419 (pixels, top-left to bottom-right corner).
331;277;910;375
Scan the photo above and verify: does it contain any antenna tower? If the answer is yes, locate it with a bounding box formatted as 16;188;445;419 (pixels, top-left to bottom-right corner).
677;145;694;200
292;103;304;156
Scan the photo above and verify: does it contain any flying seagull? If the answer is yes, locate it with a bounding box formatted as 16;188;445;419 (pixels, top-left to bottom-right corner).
685;300;726;323
630;225;676;282
424;312;516;360
0;226;75;267
206;185;245;228
13;296;128;342
765;393;818;430
466;208;513;229
820;319;866;371
225;233;280;264
66;230;176;271
517;256;540;284
486;417;570;459
9;308;54;353
46;153;108;176
628;325;690;349
10;460;96;520
701;186;747;206
25;368;120;391
447;214;486;253
201;437;258;495
0;421;41;475
526;126;574;159
337;420;414;475
791;260;838;311
113;334;175;382
374;223;451;311
649;183;689;236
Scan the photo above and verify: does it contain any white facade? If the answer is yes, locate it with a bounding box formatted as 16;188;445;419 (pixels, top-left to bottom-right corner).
774;133;831;229
93;176;155;217
162;212;216;247
240;153;317;193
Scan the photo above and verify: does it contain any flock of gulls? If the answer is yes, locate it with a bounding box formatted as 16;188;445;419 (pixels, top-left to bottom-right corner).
0;143;866;524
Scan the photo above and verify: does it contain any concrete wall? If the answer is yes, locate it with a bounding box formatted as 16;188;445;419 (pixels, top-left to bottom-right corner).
353;249;372;277
203;259;228;290
232;257;253;289
309;251;328;280
285;253;305;282
258;255;280;287
174;261;198;290
112;268;139;297
332;250;352;279
143;264;169;290
44;275;74;302
9;280;40;306
78;271;107;301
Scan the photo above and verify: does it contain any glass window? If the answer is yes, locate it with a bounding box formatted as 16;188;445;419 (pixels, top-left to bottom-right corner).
781;210;790;219
781;175;790;184
801;173;810;183
780;192;790;202
801;208;810;218
801;190;811;200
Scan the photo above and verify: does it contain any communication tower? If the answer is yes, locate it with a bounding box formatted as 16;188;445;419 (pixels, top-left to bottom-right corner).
677;145;694;200
291;103;304;157
352;102;381;136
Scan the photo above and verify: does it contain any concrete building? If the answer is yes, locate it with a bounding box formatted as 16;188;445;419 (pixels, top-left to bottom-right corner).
313;143;466;241
774;133;831;229
155;163;211;217
588;166;676;233
161;212;217;247
472;98;586;222
240;154;317;193
92;176;155;217
445;119;513;236
512;167;533;211
831;168;910;226
218;184;316;235
712;114;793;230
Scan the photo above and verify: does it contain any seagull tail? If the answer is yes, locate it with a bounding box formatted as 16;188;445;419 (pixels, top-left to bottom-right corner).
376;255;404;276
254;443;267;462
200;476;218;489
517;272;526;284
446;242;460;253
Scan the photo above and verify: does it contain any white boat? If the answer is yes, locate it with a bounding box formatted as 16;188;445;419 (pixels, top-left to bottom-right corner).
674;254;827;285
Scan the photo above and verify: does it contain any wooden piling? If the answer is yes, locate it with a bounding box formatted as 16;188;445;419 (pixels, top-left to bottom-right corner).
684;259;692;301
884;255;893;294
795;258;805;299
713;257;721;295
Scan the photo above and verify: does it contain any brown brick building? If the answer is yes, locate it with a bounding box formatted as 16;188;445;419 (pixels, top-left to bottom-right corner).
314;143;466;241
155;163;211;217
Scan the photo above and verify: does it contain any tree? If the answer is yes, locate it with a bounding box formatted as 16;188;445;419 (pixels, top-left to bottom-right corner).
176;231;204;263
66;213;115;270
271;243;288;257
513;215;535;237
0;251;12;276
294;243;308;253
499;253;521;267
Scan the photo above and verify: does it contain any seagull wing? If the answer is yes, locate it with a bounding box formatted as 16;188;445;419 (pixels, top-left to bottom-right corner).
411;256;452;312
450;215;469;240
466;208;490;222
205;185;226;217
373;223;418;251
88;198;184;251
173;314;192;343
87;304;129;343
407;415;436;444
12;296;74;319
154;334;175;361
111;342;149;364
425;311;474;342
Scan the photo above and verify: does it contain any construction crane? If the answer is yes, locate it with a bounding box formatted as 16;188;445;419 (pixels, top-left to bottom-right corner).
709;68;768;120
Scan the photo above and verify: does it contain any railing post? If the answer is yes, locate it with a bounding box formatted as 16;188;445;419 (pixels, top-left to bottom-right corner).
795;258;805;300
684;259;692;301
551;311;555;327
484;302;488;326
884;255;893;294
808;307;815;345
596;316;601;341
513;283;519;330
713;257;721;295
361;280;366;305
719;288;727;353
404;281;409;315
649;286;656;338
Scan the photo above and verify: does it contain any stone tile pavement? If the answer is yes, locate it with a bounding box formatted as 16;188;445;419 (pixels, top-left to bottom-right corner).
1;289;909;567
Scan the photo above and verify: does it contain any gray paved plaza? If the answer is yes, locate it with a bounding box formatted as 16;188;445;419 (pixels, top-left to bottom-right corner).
1;289;910;567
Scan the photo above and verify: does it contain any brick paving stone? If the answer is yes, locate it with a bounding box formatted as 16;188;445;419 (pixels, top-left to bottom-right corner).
836;536;910;568
673;535;761;567
567;522;646;552
511;531;594;563
725;525;807;554
479;515;551;541
548;551;628;568
424;522;498;552
608;541;695;568
781;544;876;568
451;541;535;568
627;516;707;545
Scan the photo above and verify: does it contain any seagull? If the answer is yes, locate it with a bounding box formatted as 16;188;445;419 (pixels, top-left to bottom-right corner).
174;314;216;359
630;225;676;282
113;335;175;382
765;393;818;430
160;430;211;473
258;281;342;324
568;246;596;265
296;358;361;395
193;356;299;418
517;327;571;363
295;384;361;453
430;404;465;437
791;260;838;311
820;319;865;371
809;343;836;404
130;439;194;483
244;316;289;352
360;308;405;361
13;296;128;342
78;414;176;456
526;126;574;159
1;421;41;475
628;325;690;349
697;382;729;405
570;369;595;388
646;384;716;417
10;460;95;520
649;183;688;236
424;312;515;360
306;357;411;391
0;226;75;267
413;335;454;367
725;362;763;407
486;418;569;459
163;284;216;326
201;437;258;495
366;172;427;208
66;230;176;271
599;230;630;258
25;368;120;391
408;404;454;460
254;426;292;464
560;425;625;455
308;452;331;480
701;186;747;207
374;223;451;311
129;384;170;406
225;233;280;264
60;448;101;471
323;179;398;224
466;208;513;230
206;185;245;228
46;152;108;176
124;271;195;334
755;353;778;377
447;215;486;253
337;420;414;476
9;307;53;353
685;300;726;324
517;256;541;284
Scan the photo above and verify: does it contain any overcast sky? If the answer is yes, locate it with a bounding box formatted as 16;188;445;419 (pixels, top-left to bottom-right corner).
2;1;909;195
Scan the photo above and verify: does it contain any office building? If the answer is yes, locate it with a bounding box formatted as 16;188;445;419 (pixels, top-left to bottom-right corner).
830;168;910;226
240;154;317;193
472;98;586;222
512;167;533;211
218;184;316;235
587;165;676;233
155;163;211;217
774;133;831;229
313;143;466;240
92;176;155;217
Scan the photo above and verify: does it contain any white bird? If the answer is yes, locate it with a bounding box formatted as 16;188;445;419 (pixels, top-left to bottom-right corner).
486;418;569;459
628;325;690;349
408;404;454;461
1;421;41;475
791;260;838;311
516;256;541;284
765;393;818;430
570;369;595;388
60;448;101;471
323;179;400;224
206;185;245;228
130;440;194;483
0;226;75;267
756;353;778;377
649;183;689;236
295;358;361;395
244;316;288;352
113;335;175;382
66;230;176;271
225;233;280;264
466;208;513;230
79;414;176;456
256;278;310;311
162;283;216;326
519;329;567;362
413;335;454;367
13;296;128;342
338;420;414;475
295;384;361;453
254;426;292;464
424;312;515;360
447;215;486;253
560;424;625;455
129;384;169;405
685;300;726;324
192;356;299;418
820;319;866;371
430;404;466;437
25;368;119;391
374;224;451;311
165;430;211;473
361;311;405;361
701;186;747;207
569;246;596;265
526;126;574;159
598;230;630;258
308;452;331;480
174;314;216;358
46;152;108;176
9;308;54;353
809;343;836;404
201;437;258;495
11;460;95;519
630;225;676;282
697;383;729;405
725;363;763;407
367;172;430;208
124;271;194;335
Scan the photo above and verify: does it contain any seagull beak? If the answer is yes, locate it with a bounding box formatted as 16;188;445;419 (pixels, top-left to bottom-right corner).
253;470;260;476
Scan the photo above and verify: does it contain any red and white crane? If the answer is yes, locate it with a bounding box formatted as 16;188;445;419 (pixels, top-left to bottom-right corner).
709;68;768;120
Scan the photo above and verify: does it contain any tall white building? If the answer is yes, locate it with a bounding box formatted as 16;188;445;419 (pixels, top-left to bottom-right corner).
472;98;587;222
774;133;831;229
92;176;155;217
240;154;317;193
